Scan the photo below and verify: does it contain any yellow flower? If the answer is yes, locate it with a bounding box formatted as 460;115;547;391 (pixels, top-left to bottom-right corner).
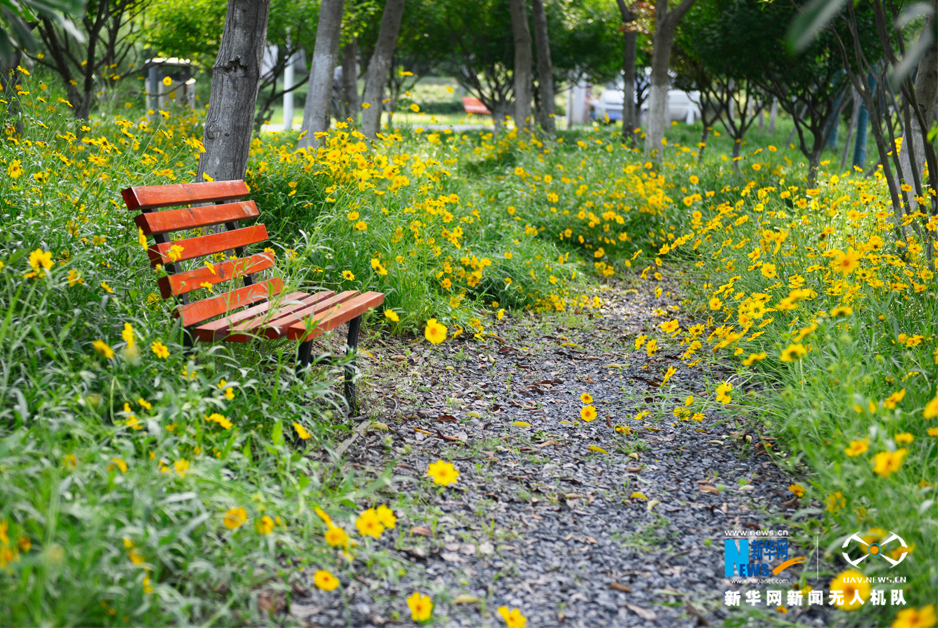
108;457;127;473
67;269;83;286
294;422;311;440
151;341;170;359
28;249;53;273
831;248;862;275
256;515;274;535
895;433;914;445
788;484;805;497
831;305;853;317
742;352;766;366
780;343;807;362
498;606;527;627
223;507;248;530
407;591;433;621
205;413;233;429
122;323;135;348
93;340;114;359
354;221;367;231
384;309;400;322
615;425;631;434
580;393;593;404
162;76;173;86
580;405;597;422
224;387;235;400
424;318;447;344
7;159;24;178
830;569;870;610
324;526;349;548
645;339;658;357
313;569;340;591
100;281;114;294
355;508;384;539
761;263;777;279
660;365;677;386
370;258;388;275
173;459;190;477
347;211;360;221
891;605;936;628
845;439;869;457
427;459;459;486
826;491;846;513
715;381;732;405
342;270;355;281
374;505;396;529
872;449;908;477
924;393;938;418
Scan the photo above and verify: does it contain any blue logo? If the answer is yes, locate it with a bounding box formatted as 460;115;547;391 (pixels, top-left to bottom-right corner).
724;538;803;578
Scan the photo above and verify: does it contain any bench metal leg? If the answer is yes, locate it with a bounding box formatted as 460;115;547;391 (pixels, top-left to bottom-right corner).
295;314;362;416
344;315;362;416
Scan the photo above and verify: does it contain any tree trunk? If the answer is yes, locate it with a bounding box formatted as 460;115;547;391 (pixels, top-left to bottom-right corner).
768;97;777;133
616;0;638;145
622;30;637;144
299;0;345;147
509;0;534;132
841;89;860;171
897;45;938;212
644;0;696;156
361;0;406;138
197;0;271;182
530;0;555;134
342;37;359;122
698;124;709;162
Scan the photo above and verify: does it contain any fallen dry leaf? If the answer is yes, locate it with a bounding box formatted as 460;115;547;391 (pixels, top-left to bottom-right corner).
536;439;560;448
699;485;720;494
626;603;657;621
410;526;433;537
610;582;633;593
453;594;482;604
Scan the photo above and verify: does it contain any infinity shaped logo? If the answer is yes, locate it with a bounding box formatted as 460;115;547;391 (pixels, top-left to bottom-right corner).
841;531;908;568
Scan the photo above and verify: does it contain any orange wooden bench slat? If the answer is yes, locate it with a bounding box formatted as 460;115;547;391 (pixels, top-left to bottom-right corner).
175;277;284;327
148;224;269;266
135;201;260;236
225;290;361;342
462;96;491;115
288;291;386;341
157;252;275;298
122;181;250;211
193;290;334;342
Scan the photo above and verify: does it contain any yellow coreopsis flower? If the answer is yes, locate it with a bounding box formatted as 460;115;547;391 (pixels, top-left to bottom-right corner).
407;591;433;621
313;569;340;591
223;507;248;530
830;569;871;610
872;449;908;477
424;318;447;344
498;606;527;627
93;340;114;359
427;459;459;486
355;508;384;539
845;439;869;457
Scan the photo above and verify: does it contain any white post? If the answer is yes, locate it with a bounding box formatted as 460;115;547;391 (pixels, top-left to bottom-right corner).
283;53;294;131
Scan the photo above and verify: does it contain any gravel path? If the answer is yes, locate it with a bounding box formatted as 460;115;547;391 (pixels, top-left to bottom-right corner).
291;272;837;628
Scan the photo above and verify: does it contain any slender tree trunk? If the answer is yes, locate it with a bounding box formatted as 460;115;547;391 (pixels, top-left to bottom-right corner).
841;89;860;171
622;30;637;143
644;0;696;156
342;37;359;122
509;0;534;132
197;0;271;182
299;0;345;147
361;0;406;138
768;97;777;133
897;46;938;212
758;99;765;130
698;124;709;162
530;0;555;134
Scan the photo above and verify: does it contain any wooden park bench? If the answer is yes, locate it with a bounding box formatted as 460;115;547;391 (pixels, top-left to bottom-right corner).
461;96;491;116
122;180;384;413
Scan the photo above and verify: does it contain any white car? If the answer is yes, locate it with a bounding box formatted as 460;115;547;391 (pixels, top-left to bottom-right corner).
591;75;701;125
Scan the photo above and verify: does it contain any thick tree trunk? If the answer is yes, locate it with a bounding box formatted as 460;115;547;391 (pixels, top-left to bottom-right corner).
644;0;696;156
342;38;359;121
197;0;271;182
361;0;406;138
530;0;555;134
299;0;345;147
897;46;938;212
509;0;534;132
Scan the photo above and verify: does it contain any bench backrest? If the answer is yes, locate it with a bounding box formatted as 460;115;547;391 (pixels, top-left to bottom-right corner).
122;180;283;328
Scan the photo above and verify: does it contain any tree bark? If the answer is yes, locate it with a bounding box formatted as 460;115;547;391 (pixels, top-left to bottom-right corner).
530;0;555;134
299;0;345;147
615;0;638;145
644;0;697;156
197;0;270;182
768;97;777;133
342;37;359;121
509;0;534;132
897;45;938;212
361;0;406;138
